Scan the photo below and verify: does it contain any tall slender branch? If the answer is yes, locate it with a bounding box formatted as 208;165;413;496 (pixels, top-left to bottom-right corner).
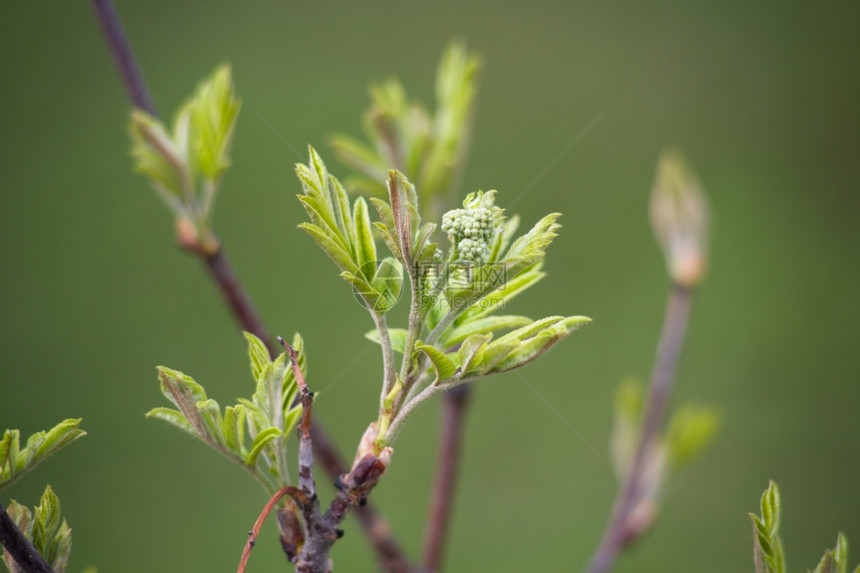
0;503;55;573
421;384;471;573
90;3;411;570
203;249;274;349
587;285;693;573
91;0;156;115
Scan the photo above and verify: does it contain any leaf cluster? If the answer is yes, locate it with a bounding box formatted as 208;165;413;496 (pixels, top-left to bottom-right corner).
418;316;590;384
129;65;240;251
330;42;480;214
609;378;719;484
2;486;72;573
295;145;589;447
147;333;304;493
750;481;859;573
296;147;409;314
0;421;85;491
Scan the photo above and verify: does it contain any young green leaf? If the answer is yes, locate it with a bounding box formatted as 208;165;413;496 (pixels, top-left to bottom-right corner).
415;342;458;384
129;110;187;198
440;315;533;348
30;486;73;573
366;328;409;354
665;403;720;468
385;170;419;265
750;481;786;573
353;196;378;270
149;346;306;493
489;316;591;374
609;378;645;481
457;334;490;374
457;338;518;379
244;332;271;381
153;367;211;439
1;420;85;491
0;429;17;486
459;264;546;322
33;420;85;463
245;427;282;467
503;213;562;270
811;533;850;573
298;222;360;275
197;398;227;448
129;65;240;246
185;64;240;181
330;42;480;213
150;368;251;468
329;133;388;187
222;405;246;455
144;407;195;436
296;147;403;315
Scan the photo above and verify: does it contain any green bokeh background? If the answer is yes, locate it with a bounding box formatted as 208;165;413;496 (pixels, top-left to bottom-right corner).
2;2;858;572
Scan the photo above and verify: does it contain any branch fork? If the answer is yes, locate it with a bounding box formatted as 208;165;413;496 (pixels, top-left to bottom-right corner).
238;340;392;573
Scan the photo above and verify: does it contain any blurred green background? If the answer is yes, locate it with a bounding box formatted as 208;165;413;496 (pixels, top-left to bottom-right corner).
2;1;858;572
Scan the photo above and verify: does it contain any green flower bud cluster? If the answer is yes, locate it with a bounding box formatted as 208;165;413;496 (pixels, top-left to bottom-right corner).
442;205;496;264
455;237;490;263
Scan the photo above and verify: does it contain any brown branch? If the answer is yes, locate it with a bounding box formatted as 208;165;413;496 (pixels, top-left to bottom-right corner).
90;0;156;115
587;285;694;573
240;350;392;573
281;338;316;498
0;503;55;573
91;2;412;570
421;384;471;572
204;249;274;351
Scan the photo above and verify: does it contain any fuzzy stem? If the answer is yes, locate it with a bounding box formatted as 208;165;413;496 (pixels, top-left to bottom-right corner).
421;383;472;572
398;272;423;382
387;383;441;441
91;3;411;568
373;312;397;409
587;285;693;573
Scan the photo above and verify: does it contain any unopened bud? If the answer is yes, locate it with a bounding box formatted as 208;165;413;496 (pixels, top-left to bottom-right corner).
276;507;304;562
649;149;709;288
353;422;379;468
175;216;219;256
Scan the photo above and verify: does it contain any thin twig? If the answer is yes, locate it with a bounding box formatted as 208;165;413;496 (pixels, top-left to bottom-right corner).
204;249;274;350
0;503;55;573
238;486;307;573
281;338;316;498
90;0;156;115
421;384;471;573
387;378;447;442
587;285;693;573
91;3;412;570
